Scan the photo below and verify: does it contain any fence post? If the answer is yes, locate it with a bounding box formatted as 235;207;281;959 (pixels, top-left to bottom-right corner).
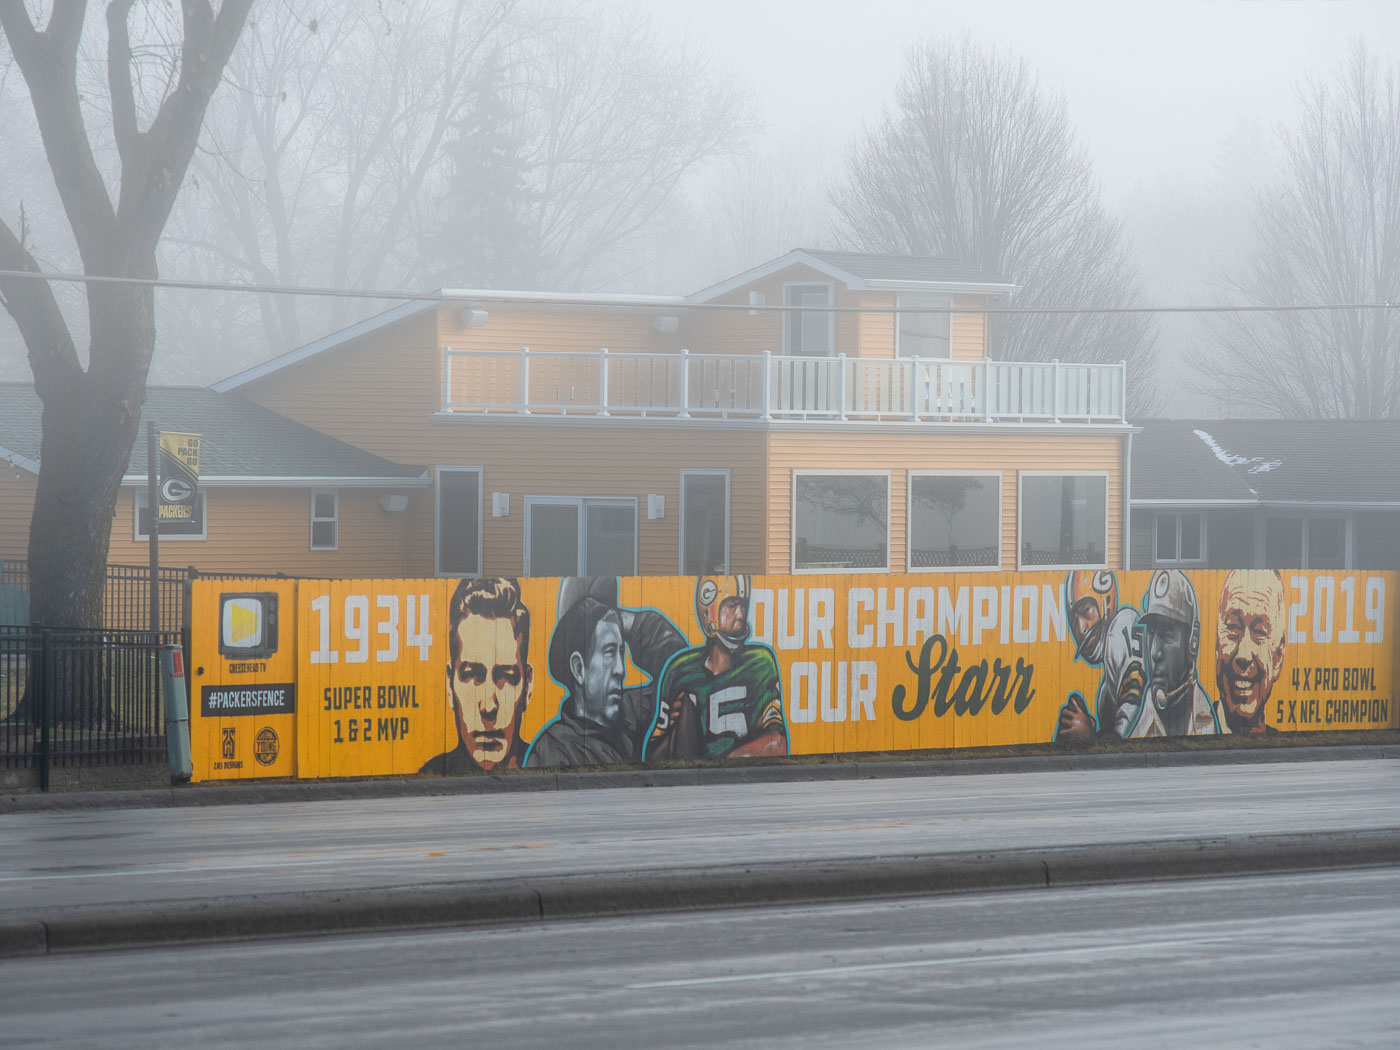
761;351;773;421
598;348;610;416
1051;359;1061;424
836;353;848;421
37;627;51;792
678;347;691;418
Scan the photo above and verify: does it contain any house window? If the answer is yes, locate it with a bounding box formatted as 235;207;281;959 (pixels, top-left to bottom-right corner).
523;497;636;577
310;490;338;550
1154;512;1204;565
896;292;952;358
1265;515;1348;569
437;468;482;575
133;489;206;541
793;472;889;571
908;473;1000;570
1019;473;1108;568
783;283;834;356
680;470;729;574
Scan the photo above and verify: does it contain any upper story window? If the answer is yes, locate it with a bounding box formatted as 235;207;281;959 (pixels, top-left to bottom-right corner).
783;283;834;356
896;292;952;358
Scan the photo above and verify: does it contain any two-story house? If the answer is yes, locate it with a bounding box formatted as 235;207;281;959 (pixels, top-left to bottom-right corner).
2;249;1131;583
211;249;1131;578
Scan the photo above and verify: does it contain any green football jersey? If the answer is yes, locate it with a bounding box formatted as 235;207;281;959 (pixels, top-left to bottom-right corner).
655;644;784;760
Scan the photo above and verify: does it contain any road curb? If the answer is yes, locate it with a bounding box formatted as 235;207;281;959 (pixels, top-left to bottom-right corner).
4;744;1397;813
4;828;1398;957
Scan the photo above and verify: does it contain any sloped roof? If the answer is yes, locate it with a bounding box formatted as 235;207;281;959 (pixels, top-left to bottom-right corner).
0;384;426;484
1133;418;1400;505
686;248;1015;303
800;249;1010;286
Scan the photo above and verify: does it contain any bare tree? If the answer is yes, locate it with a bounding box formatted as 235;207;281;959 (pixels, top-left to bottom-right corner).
1197;42;1400;418
159;0;519;372
506;3;753;291
831;38;1160;414
0;2;253;634
160;1;752;381
686;134;837;289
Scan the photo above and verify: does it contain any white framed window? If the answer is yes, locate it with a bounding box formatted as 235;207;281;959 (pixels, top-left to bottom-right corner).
1263;514;1351;569
133;489;206;541
895;292;953;358
523;496;637;577
792;471;889;573
1154;511;1205;565
1018;472;1108;569
908;472;1000;571
782;282;834;356
310;489;338;551
680;470;730;575
436;467;483;576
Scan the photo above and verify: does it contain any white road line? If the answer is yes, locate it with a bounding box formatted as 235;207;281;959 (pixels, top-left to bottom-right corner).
627;935;1240;989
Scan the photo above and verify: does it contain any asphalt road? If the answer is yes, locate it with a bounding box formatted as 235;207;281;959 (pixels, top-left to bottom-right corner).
4;865;1397;1049
3;758;1397;915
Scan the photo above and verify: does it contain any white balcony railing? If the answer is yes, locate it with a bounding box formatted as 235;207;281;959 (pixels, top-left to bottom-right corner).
441;348;1127;424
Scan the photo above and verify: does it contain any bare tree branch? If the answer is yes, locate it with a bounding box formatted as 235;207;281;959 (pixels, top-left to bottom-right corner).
1197;41;1400;418
831;37;1160;414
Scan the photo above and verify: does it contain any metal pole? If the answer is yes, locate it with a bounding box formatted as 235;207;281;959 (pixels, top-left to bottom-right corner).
146;422;160;639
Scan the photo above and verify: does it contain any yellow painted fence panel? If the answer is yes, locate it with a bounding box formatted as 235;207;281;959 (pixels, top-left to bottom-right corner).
189;568;1400;780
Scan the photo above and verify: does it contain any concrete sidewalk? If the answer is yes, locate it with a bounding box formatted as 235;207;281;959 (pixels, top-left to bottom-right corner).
4;826;1399;957
5;741;1399;813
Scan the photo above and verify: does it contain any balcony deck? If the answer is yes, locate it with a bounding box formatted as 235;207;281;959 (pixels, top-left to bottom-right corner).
440;348;1126;425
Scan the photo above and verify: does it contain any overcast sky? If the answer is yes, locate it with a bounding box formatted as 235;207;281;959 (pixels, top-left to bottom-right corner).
651;0;1400;202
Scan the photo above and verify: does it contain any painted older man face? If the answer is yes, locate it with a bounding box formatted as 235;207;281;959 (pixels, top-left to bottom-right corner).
1215;571;1287;733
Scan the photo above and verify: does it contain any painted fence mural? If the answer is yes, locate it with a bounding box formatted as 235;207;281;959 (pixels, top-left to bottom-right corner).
188;569;1399;781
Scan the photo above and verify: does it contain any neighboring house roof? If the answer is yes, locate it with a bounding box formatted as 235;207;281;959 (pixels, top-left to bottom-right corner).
686;248;1016;303
1132;419;1400;506
0;384;427;486
212;289;685;393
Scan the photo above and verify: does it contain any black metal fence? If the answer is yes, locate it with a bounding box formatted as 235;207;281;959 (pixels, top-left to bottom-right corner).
0;558;193;633
0;626;181;789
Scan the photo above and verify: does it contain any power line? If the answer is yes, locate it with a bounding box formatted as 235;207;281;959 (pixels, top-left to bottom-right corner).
0;266;1397;316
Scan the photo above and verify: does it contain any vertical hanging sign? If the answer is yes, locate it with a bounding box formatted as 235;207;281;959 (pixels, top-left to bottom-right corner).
158;431;202;525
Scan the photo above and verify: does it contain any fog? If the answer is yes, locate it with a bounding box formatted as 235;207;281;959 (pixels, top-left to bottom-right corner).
2;0;1399;416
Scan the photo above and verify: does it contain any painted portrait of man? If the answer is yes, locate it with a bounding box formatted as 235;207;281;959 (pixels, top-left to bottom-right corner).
1056;569;1147;743
1214;569;1287;734
1125;569;1220;738
524;576;685;769
645;575;787;762
420;577;532;775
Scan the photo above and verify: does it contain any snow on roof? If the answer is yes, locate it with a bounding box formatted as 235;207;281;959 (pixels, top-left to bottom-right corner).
1192;428;1281;479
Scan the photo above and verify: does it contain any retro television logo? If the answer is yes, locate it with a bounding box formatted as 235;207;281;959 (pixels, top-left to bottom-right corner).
218;593;279;659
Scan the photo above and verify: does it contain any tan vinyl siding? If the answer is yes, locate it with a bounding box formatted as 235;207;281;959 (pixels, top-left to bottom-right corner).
418;421;766;577
242;312;440;463
855;292;896;359
952;295;987;361
682;263;851;357
0;472;36;560
102;486;423;578
765;430;1126;573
